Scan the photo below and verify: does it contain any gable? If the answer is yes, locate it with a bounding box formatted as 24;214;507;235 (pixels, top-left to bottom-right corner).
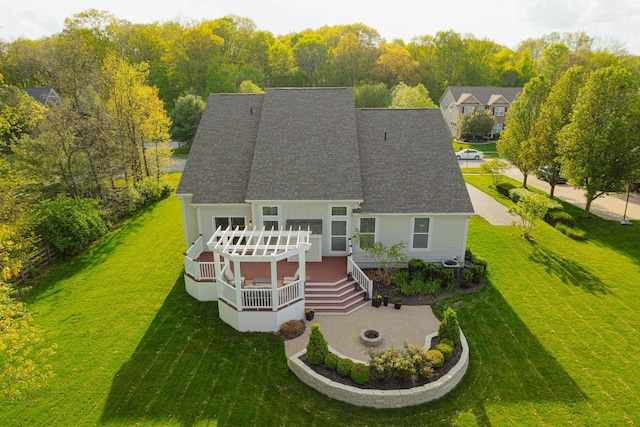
487;94;509;105
456;93;481;105
448;86;522;105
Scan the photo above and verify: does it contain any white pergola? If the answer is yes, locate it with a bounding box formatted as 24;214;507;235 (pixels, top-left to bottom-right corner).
207;225;312;311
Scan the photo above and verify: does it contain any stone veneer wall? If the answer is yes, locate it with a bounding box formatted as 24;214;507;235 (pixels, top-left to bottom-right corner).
287;331;469;408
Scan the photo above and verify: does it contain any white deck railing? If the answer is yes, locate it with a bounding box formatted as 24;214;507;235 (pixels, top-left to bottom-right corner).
278;280;304;308
184;236;215;280
348;257;373;299
241;288;272;309
217;278;237;306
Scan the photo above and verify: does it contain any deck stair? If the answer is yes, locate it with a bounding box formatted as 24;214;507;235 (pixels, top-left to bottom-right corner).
305;278;369;314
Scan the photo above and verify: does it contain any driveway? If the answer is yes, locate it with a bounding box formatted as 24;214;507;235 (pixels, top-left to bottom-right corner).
465;183;513;226
503;166;639;221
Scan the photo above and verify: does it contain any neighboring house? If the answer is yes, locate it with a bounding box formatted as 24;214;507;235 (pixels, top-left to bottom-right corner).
177;87;474;332
439;86;522;138
21;87;61;107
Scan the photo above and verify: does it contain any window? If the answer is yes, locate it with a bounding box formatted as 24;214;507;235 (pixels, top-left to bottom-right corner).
359;218;376;248
330;206;348;253
262;206;278;216
462;106;474;114
412;218;430;249
492;123;504;134
493;106;505;116
215;217;246;230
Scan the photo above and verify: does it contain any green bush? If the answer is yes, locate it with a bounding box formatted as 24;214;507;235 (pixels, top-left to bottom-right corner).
509;187;532;203
426;349;444;367
337;358;354;377
392;270;409;287
324;353;339;370
408;278;424;296
426;279;441;295
441;268;454;289
306;323;329;365
460;268;473;288
496;182;515;197
555;223;587;240
408;258;426;276
436;343;453;360
465;248;475;263
368;344;435;380
438;307;461;344
424;263;441;281
33;194;109;257
134;178;173;207
546;209;576;228
439;338;454;348
350;363;370;384
470;258;487;283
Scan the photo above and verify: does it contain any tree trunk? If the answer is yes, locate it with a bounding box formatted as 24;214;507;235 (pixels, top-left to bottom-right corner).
549;184;556;198
582;197;593;219
522;173;528;189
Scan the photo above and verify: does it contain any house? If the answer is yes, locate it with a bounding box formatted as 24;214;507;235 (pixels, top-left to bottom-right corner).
439;86;522;138
176;87;474;332
21;87;61;107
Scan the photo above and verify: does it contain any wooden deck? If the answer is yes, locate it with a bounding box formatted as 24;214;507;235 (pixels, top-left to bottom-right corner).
194;253;347;283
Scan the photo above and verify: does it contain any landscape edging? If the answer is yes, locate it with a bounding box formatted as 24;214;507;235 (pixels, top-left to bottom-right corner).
287;330;469;408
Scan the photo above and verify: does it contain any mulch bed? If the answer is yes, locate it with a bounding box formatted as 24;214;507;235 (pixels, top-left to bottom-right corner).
299;337;463;390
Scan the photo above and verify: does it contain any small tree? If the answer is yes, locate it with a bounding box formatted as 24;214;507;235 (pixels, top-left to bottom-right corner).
306;323;329;365
238;80;264;94
353;230;407;285
390;83;437;108
438;307;461;344
457;109;496;141
169;94;206;146
508;192;560;239
479;158;509;186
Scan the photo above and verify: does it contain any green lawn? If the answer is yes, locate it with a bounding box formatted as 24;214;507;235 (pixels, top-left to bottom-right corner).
2;173;639;425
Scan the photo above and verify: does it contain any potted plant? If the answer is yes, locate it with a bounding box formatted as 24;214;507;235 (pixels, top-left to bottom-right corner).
305;307;315;321
372;294;383;308
382;294;390;306
393;298;403;310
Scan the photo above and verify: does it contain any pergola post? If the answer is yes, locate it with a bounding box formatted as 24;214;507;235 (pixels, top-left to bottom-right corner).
298;249;306;296
213;251;222;301
233;257;243;311
270;261;278;311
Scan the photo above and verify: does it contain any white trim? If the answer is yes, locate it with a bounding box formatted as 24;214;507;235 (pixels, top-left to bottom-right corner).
328;205;349;254
357;217;377;250
245;199;364;203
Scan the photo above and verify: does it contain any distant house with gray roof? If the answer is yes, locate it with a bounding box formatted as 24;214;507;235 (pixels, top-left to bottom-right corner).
439;86;522;138
176;87;474;332
21;87;61;107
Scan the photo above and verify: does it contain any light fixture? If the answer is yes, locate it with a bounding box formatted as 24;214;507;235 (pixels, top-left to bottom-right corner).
248;220;253;228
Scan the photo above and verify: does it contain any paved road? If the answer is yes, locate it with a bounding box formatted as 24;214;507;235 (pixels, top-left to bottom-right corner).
460;159;639;222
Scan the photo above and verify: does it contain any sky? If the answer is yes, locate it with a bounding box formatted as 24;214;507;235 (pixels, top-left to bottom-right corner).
1;0;639;54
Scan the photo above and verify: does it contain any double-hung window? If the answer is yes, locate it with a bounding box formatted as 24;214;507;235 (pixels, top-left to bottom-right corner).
412;217;431;249
359;218;376;249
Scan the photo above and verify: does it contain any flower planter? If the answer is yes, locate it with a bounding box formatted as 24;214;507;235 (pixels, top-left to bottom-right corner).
394;301;403;309
305;312;314;321
372;299;382;308
382;295;389;306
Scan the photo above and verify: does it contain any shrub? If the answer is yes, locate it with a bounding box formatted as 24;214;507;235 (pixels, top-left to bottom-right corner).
408;258;426;276
425;279;441;295
436;343;453;360
470;258;487;283
555;223;587;240
278;319;304;340
324;353;339;370
439;338;454;348
392;270;409;287
460;268;473;288
134;178;173;207
306;323;329;365
337;358;354;376
424;263;441;281
33;194;109;257
117;187;143;217
438;307;461;344
350;363;371;384
545;209;576;228
369;344;435;381
464;248;475;263
509;187;532;203
408;278;424;296
426;349;444;367
440;268;454;289
496;182;515;197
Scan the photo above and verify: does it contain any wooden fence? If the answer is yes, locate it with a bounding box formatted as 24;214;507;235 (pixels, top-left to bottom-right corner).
13;246;59;284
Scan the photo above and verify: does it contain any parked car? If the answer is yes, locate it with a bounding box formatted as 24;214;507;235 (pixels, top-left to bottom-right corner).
455;148;484;160
536;166;567;184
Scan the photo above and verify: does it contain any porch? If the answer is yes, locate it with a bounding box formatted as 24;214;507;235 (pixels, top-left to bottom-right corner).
182;228;372;331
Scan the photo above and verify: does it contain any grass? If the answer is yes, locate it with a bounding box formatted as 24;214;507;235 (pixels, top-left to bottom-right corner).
171;144;190;159
2;172;640;425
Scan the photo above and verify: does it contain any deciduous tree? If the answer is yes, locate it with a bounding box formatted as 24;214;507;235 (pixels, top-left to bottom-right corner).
390;83;437;108
558;66;640;219
170;94;206;145
457;109;495;141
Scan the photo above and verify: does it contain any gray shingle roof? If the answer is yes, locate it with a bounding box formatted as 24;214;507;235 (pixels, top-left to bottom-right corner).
356;109;474;214
447;86;522;105
177;93;264;204
177;89;473;215
245;88;363;201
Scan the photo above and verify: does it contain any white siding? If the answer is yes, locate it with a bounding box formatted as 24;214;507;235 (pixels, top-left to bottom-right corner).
352;214;469;266
179;195;199;249
196;205;252;242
